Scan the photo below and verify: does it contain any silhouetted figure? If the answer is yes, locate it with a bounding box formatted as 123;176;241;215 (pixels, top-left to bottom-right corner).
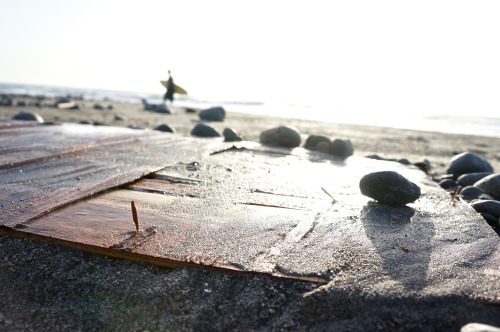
163;70;175;102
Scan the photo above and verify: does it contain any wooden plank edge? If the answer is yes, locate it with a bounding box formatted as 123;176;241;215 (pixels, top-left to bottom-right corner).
0;226;328;284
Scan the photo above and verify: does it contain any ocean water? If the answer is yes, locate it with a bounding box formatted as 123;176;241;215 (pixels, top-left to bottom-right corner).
1;82;499;138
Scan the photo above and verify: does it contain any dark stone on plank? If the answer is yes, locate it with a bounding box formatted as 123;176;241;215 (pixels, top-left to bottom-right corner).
359;171;421;206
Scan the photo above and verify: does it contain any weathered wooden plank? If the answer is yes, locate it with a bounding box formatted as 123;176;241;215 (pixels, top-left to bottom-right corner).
1;122;499;288
0;122;221;228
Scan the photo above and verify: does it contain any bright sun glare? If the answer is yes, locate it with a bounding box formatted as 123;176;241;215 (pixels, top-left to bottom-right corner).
0;0;499;118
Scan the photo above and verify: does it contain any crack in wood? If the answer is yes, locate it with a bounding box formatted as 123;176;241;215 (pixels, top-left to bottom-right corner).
109;226;157;252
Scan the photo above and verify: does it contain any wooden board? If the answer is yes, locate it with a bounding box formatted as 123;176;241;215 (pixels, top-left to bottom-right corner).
1;121;499;287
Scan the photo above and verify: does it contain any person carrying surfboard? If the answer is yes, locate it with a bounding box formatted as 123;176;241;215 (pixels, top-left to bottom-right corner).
163;70;175;102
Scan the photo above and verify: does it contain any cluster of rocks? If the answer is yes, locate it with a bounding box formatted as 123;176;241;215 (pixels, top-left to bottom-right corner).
357;152;500;233
1;93;117;110
434;152;500;233
1;94;44;107
187;107;245;142
257;125;354;159
304;135;354;158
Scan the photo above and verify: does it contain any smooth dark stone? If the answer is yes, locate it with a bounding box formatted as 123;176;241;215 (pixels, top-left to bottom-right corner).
191;123;221;137
12;111;44;123
154;124;175;133
446;152;494;177
199;106;225;121
79;120;92;125
471;200;500;218
93;103;104;110
458;186;490;202
114;115;125;121
398;159;411;165
260;126;301;148
479;213;500;228
439;179;457;190
304;135;330;151
474;173;500;200
107;105;113;110
359;171;421;206
457;172;492;187
185;108;197;113
223;128;244;142
330;139;353;158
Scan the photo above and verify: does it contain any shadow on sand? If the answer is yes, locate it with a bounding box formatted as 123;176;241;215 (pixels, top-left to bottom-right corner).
360;203;435;291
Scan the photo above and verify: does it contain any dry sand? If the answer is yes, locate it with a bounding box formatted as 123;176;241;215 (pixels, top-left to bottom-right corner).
1;96;500;331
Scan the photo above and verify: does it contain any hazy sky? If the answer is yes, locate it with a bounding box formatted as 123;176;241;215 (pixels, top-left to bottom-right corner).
1;0;499;116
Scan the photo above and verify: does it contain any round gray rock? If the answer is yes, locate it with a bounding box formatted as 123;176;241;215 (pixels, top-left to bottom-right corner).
12;111;44;123
446;152;493;177
191;123;221;137
471;200;500;218
330;139;354;158
457;172;492;187
359;171;421;206
260;126;301;148
474;173;500;200
199;106;225;121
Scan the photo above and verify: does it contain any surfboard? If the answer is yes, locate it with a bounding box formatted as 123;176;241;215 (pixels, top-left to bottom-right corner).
160;80;188;94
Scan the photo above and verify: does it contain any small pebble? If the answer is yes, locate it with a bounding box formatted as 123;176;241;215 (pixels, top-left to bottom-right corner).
471;200;500;218
458;186;492;202
191;123;221;137
479;213;500;228
446;152;493;177
474;173;500;200
154;124;175;133
330;139;353;158
457;172;492;187
199;106;225;121
12;111;44;123
223;128;244;142
260;126;301;148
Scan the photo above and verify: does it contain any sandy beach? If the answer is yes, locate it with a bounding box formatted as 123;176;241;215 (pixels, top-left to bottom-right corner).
1;95;499;177
1;95;500;331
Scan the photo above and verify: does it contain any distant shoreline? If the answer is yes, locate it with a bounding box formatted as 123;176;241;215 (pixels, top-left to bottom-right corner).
2;82;500;139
